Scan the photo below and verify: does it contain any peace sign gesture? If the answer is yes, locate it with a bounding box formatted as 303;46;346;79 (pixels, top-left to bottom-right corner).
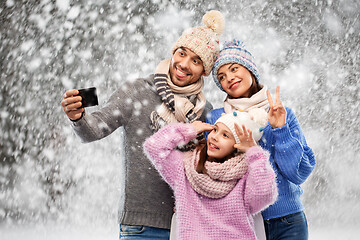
266;86;287;129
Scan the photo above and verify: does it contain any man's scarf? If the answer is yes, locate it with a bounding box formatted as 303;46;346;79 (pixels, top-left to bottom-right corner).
150;59;206;150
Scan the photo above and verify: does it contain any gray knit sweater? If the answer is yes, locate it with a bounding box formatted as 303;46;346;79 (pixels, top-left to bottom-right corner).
71;75;212;229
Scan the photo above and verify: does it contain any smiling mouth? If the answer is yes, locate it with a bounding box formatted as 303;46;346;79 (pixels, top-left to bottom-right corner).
176;67;190;78
209;142;219;150
229;81;241;89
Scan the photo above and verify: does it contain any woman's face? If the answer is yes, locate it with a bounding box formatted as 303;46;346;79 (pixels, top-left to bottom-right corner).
217;63;253;98
207;122;236;160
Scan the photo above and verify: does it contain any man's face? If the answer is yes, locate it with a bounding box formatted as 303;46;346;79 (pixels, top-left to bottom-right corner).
169;47;205;87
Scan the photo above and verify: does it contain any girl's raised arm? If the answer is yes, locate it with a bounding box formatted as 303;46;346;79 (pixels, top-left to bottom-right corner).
143;123;199;188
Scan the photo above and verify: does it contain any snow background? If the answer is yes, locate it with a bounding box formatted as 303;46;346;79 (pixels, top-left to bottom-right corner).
0;0;359;239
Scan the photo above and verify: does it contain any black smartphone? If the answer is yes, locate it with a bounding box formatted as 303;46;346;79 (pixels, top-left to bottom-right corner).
76;87;98;108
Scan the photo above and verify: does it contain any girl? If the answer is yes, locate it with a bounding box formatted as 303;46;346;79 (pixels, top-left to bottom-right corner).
207;39;316;240
144;110;277;240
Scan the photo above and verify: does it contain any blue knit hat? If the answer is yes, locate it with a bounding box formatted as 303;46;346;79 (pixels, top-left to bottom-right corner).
212;39;260;92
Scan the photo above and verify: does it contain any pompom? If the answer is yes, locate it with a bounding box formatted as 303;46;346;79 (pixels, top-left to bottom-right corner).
223;39;246;49
248;108;268;128
202;10;225;35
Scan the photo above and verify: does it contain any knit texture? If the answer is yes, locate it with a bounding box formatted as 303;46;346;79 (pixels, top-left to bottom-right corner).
144;123;277;240
212;39;260;91
184;147;247;199
151;59;207;150
152;59;206;125
71;74;213;230
172;10;225;76
206;106;316;220
215;109;268;144
223;85;269;113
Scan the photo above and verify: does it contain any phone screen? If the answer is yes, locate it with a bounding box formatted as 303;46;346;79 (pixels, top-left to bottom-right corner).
77;87;98;108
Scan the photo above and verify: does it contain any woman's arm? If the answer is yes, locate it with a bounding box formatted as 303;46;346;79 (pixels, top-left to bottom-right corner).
271;108;316;184
266;86;316;184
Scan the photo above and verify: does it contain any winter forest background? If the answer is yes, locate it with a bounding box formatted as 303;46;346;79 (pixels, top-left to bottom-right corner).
0;0;359;239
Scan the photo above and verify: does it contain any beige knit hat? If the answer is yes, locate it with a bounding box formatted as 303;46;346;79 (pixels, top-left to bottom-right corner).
172;10;225;76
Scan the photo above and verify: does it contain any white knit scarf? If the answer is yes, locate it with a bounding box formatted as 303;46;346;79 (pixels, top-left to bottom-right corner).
224;86;269;113
184;147;248;199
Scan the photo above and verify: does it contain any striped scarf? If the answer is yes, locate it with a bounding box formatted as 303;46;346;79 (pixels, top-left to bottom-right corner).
150;59;206;150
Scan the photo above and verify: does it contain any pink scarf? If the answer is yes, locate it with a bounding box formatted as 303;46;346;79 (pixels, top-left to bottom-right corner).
184;148;248;199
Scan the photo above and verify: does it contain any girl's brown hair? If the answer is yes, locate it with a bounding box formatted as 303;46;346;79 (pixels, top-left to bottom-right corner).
195;144;237;174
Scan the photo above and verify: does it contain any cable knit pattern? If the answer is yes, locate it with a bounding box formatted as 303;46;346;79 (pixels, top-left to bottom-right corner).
206;106;316;220
143;123;277;240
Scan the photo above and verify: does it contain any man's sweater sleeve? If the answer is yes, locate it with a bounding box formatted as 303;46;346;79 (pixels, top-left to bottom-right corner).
244;146;278;215
143;123;197;188
272;108;316;185
70;82;136;143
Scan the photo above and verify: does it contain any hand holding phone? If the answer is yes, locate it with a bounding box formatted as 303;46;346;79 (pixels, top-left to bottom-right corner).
76;87;99;108
61;87;98;121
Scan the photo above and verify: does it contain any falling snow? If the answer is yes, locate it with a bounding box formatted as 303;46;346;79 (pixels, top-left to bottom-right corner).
0;0;359;239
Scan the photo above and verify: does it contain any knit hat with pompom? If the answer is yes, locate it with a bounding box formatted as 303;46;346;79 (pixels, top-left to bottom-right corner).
212;39;260;91
172;10;225;76
215;108;268;144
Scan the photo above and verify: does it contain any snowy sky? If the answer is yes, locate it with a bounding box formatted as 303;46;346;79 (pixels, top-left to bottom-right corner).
0;0;359;239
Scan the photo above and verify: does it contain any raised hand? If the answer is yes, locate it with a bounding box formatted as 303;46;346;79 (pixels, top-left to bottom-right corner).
234;123;257;153
266;86;286;129
191;121;214;134
61;89;84;121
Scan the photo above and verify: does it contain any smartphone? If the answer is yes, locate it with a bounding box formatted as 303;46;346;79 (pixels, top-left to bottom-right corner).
76;87;98;108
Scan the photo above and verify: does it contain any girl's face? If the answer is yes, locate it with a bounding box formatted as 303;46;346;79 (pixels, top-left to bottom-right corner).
217;63;253;98
207;122;236;160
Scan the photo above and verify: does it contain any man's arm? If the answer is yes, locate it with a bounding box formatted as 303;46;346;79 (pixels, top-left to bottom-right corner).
61;89;84;121
61;83;136;143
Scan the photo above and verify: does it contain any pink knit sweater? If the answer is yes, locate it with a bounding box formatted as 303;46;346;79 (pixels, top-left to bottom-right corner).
144;123;277;240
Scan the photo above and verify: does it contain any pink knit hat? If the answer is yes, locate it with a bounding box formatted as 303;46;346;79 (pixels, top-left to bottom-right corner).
172;10;225;76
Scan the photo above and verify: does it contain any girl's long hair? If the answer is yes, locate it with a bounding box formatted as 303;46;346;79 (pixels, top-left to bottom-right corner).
195;143;237;174
195;144;207;174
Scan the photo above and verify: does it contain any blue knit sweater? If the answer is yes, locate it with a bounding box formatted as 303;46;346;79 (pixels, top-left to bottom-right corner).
206;107;316;220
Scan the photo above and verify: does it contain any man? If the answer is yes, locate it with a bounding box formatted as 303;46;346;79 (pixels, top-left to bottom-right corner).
61;10;224;239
